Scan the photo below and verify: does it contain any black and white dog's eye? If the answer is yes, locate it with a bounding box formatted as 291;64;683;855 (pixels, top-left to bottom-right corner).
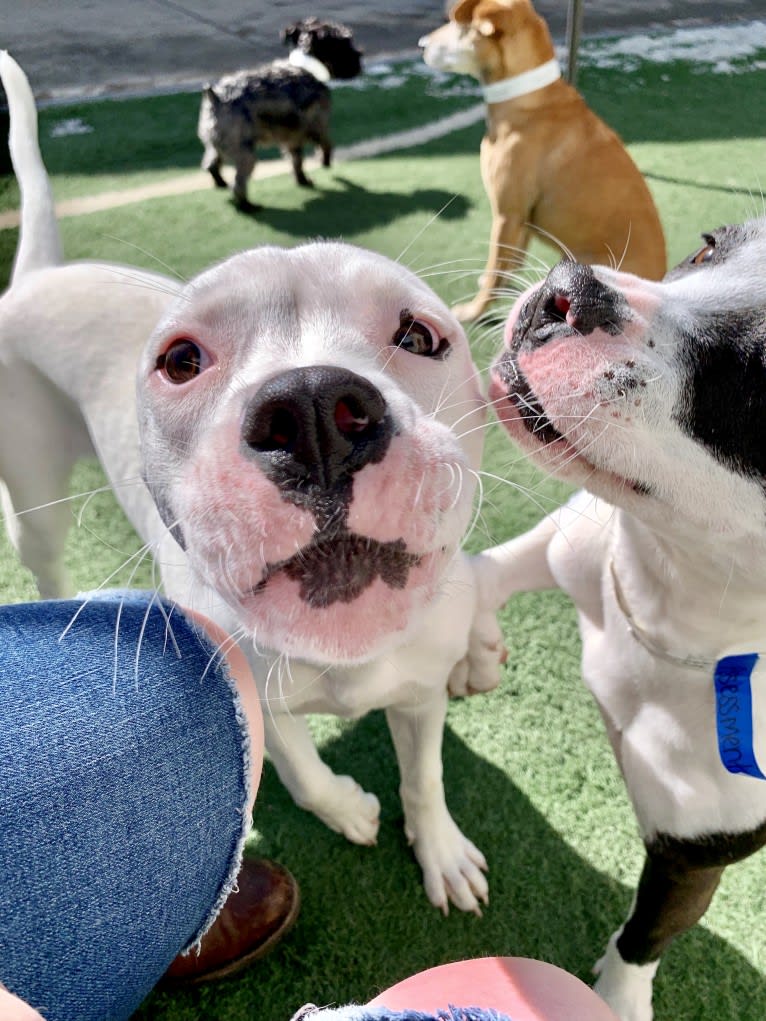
393;317;449;358
156;338;209;383
690;235;716;265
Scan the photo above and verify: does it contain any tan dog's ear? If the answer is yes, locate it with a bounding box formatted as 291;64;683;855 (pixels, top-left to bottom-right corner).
472;0;551;48
475;15;499;37
450;0;481;25
473;3;518;37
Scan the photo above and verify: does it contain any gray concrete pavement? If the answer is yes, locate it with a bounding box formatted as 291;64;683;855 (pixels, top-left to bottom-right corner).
2;0;765;102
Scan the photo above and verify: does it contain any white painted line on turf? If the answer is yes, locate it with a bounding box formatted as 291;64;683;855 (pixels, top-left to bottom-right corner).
0;104;484;229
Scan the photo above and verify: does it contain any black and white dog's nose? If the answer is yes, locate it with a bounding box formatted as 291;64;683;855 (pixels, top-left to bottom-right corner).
515;261;626;349
242;365;392;490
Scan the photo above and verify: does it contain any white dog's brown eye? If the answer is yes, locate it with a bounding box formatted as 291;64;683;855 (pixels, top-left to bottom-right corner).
691;236;715;265
393;316;449;358
156;339;207;383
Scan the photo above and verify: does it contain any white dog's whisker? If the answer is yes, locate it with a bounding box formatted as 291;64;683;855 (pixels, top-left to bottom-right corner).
160;598;182;659
58;539;157;644
412;471;427;510
397;194;462;267
99;235;188;282
15;477;147;518
438;461;457;500
449;462;465;512
199;624;248;685
527;222;577;264
133;588;162;690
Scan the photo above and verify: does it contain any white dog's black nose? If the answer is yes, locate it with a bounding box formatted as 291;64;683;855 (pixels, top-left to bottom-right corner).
515;261;626;349
242;366;392;490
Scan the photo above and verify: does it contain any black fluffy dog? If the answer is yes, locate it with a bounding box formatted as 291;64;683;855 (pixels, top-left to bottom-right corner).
197;18;363;209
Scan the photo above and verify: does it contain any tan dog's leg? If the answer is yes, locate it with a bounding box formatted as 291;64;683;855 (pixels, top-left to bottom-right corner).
453;214;529;323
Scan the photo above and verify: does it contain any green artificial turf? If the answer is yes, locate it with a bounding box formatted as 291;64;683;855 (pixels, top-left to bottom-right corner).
2;33;766;1021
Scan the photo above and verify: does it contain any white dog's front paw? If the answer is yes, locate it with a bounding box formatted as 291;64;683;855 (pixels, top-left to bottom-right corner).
593;933;657;1021
448;609;506;697
311;774;381;846
405;807;488;915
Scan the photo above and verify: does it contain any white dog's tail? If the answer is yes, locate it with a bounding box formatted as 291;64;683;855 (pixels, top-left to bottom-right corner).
0;50;62;282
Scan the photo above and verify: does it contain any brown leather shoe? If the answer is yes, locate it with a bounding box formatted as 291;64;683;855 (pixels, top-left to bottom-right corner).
161;857;300;985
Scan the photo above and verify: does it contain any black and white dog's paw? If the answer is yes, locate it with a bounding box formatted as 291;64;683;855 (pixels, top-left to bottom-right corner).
448;554;507;697
447;609;505;697
593;933;657;1021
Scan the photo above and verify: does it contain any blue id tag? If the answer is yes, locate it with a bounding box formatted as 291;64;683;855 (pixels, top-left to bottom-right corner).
714;653;766;779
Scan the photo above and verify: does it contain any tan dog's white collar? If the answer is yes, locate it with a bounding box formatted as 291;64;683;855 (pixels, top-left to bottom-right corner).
287;48;331;82
482;57;561;104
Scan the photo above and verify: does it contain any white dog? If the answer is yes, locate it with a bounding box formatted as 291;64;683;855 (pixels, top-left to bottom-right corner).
0;52;504;914
473;226;766;1017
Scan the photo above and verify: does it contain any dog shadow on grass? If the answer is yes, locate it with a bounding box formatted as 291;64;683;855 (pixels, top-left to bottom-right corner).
235;174;471;237
142;709;766;1021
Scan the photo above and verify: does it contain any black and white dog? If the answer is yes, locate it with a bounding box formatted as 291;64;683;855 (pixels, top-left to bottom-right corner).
475;222;766;1019
197;17;362;209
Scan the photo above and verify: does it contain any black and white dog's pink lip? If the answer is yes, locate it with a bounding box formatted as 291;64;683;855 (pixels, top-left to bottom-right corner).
488;347;577;467
491;270;579;450
491;353;565;447
489;356;650;496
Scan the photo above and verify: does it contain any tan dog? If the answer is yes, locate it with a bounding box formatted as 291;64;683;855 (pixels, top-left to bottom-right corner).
420;0;667;322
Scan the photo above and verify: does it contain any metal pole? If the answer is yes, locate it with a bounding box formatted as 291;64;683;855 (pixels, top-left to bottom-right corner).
565;0;585;86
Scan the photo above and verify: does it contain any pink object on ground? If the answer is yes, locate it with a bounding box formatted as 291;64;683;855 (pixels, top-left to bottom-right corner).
368;957;619;1021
